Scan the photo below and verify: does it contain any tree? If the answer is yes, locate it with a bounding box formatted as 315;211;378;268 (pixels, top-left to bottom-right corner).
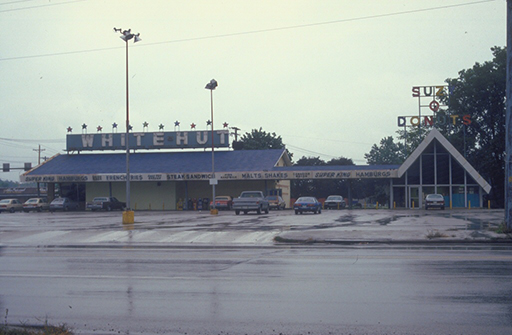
0;179;19;188
364;136;407;165
233;127;293;160
295;156;325;166
291;156;326;198
234;127;286;150
327;157;354;166
444;46;505;206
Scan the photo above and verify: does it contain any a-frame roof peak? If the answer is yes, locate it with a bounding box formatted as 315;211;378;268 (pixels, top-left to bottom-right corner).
398;128;491;193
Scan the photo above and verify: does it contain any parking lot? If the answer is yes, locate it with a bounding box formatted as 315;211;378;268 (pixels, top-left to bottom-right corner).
0;208;509;246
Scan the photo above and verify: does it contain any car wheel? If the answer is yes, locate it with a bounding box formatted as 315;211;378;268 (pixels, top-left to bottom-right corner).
425;206;428;210
318;209;322;214
37;207;42;212
9;208;15;213
107;206;112;211
441;206;445;210
235;210;240;215
295;210;298;215
243;210;248;214
264;207;269;214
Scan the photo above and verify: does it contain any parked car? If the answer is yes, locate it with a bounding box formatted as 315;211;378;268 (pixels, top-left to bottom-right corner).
23;198;49;212
209;196;233;210
265;195;286;210
425;194;445;210
50;197;79;212
86;197;126;211
232;191;270;215
294;196;322;215
324;195;346;209
0;198;23;213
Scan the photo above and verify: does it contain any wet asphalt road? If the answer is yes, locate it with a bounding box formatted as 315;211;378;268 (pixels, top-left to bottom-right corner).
0;210;511;334
1;245;512;335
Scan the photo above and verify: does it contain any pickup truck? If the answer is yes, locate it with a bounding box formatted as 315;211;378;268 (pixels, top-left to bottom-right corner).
86;197;126;211
232;191;270;215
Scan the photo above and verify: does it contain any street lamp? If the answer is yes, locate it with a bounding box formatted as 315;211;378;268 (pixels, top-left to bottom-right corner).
205;79;218;215
114;27;141;224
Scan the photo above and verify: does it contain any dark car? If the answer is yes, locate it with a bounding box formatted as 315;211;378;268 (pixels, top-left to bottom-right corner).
293;196;322;215
50;197;79;212
265;195;286;210
86;197;126;211
425;194;445;210
324;195;345;209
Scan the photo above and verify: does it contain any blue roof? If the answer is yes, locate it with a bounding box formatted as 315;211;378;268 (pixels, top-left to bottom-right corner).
275;164;400;172
26;149;287;176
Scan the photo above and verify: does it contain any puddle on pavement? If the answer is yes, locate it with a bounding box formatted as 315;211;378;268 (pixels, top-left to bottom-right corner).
443;214;495;230
396;213;496;231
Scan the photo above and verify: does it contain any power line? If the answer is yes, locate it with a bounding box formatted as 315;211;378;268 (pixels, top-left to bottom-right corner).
0;137;64;143
0;0;38;6
0;0;86;13
0;0;497;62
282;134;373;147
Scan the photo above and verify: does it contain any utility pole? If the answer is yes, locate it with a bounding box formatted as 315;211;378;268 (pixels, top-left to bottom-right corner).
33;145;45;165
33;144;45;197
506;0;512;229
231;127;241;141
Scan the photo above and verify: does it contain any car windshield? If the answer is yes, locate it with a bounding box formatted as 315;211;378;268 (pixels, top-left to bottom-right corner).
327;196;342;200
242;192;262;198
27;199;38;203
93;197;108;201
216;197;229;200
52;198;65;203
297;197;315;203
0;200;9;204
427;194;444;200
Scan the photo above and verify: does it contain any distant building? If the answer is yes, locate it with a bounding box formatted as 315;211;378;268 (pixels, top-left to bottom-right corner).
21;128;490;210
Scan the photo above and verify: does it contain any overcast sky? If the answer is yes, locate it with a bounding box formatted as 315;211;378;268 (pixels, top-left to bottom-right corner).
0;0;506;182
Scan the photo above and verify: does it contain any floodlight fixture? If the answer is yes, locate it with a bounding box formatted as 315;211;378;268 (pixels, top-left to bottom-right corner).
205;79;218;90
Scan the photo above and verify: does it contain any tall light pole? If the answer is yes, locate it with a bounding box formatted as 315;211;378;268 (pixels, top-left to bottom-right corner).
506;1;512;229
205;79;218;215
114;27;141;224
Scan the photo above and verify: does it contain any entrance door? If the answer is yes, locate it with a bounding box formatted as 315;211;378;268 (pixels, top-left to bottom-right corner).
409;186;420;209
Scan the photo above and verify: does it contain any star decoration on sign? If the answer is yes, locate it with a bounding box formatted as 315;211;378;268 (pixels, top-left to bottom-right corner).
128;125;133;131
112;123;118;128
97;126;103;132
67;126;73;133
159;124;164;130
206;120;212;126
82;123;87;130
223;122;229;128
174;120;180;127
143;121;149;128
190;123;196;129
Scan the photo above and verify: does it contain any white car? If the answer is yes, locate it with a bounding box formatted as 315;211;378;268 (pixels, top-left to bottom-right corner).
425;194;445;210
0;198;23;213
23;198;50;212
324;195;346;209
